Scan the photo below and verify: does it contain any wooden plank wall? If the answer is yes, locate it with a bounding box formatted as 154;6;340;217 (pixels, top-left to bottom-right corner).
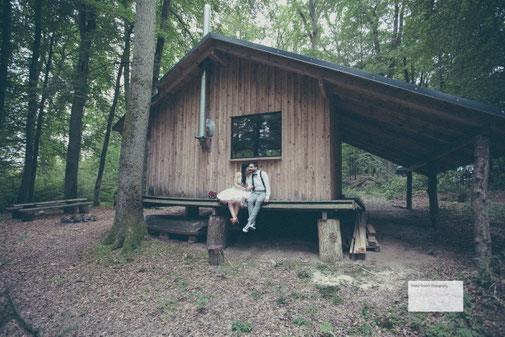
148;56;341;201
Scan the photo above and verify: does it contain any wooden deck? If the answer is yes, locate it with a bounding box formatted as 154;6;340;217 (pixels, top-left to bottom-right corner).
143;195;365;212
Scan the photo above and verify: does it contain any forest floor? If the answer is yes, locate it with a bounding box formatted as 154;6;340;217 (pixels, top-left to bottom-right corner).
1;193;504;336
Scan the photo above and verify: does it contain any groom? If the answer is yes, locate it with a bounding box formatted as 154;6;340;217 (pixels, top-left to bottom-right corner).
243;162;270;233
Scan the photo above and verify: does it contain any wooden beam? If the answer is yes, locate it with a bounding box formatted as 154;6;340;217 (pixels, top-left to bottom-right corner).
333;92;472;142
143;196;362;210
408;138;474;172
337;110;451;154
318;78;326;98
338;115;429;163
427;171;439;228
208;49;228;66
472;134;492;259
155;39;215;97
406;171;412;210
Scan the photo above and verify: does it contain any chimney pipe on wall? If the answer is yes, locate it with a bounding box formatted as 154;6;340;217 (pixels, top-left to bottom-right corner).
197;4;211;148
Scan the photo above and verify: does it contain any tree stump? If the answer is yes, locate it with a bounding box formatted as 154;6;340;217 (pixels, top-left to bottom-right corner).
317;218;343;262
207;215;227;265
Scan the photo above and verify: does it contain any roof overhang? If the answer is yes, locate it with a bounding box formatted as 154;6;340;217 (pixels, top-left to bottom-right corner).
148;33;505;175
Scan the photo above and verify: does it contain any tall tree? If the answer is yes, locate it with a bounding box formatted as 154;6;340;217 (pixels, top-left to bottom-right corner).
63;1;96;200
17;0;43;203
94;24;133;206
0;0;12;130
298;0;325;50
152;0;170;93
103;0;157;253
29;33;55;201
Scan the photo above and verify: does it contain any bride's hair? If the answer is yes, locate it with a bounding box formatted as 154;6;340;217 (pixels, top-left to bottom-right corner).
241;162;249;186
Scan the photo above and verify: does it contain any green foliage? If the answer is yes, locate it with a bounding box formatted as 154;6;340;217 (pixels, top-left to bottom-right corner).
249;291;261;299
342;144;387;178
232;320;253;334
297;269;311;279
490;157;505;190
191;292;214;308
157;296;178;312
375;309;405;331
292;316;312;327
315;285;342;305
0;171;21;211
320;321;336;337
361;301;373;319
2;0;504;217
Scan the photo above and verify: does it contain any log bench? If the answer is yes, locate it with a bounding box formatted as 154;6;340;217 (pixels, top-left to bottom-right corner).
7;198;91;221
143;195;365;264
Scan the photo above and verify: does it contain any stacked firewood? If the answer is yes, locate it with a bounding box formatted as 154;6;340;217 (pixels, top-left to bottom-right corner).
349;211;381;259
349;211;367;258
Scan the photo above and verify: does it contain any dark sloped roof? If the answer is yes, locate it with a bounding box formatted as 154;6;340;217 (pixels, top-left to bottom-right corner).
150;33;505;175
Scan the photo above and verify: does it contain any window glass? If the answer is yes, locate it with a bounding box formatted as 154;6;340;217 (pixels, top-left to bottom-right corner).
231;111;281;159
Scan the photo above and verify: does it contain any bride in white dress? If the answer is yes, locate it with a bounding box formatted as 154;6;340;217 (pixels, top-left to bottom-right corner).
217;163;251;224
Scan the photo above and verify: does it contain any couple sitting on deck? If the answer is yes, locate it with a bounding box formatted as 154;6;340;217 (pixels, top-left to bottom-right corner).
216;162;270;233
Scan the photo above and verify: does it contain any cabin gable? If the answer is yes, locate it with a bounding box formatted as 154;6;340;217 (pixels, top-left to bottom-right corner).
148;55;341;201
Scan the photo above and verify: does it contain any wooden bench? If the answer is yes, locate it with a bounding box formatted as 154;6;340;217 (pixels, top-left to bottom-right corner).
7;198;91;221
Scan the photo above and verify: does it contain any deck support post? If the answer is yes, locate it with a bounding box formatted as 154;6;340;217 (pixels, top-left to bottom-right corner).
207;215;227;265
427;171;439;228
317;218;343;262
406;170;412;210
472;134;492;260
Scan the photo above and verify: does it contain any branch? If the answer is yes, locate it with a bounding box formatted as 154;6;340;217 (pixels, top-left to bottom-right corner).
169;8;196;45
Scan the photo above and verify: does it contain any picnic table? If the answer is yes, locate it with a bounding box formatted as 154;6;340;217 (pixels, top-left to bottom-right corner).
6;198;92;221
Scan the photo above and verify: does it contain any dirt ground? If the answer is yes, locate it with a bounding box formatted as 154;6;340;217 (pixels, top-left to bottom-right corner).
1;195;504;336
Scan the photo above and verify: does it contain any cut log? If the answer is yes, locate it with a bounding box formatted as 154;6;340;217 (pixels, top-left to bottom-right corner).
317;218;343;262
207;215;227;265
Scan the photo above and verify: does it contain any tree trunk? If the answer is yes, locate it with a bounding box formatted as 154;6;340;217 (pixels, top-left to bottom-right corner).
17;0;43;203
152;0;170;94
29;33;54;202
427;172;439;228
64;3;96;200
122;0;132;105
406;170;412;210
472;134;492;259
94;25;132;206
385;160;395;175
299;0;320;51
0;0;12;130
103;0;157;254
93;64;124;207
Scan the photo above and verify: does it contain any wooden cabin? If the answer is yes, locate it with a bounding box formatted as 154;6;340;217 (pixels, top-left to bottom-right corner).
116;33;505;263
146;33;505;200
